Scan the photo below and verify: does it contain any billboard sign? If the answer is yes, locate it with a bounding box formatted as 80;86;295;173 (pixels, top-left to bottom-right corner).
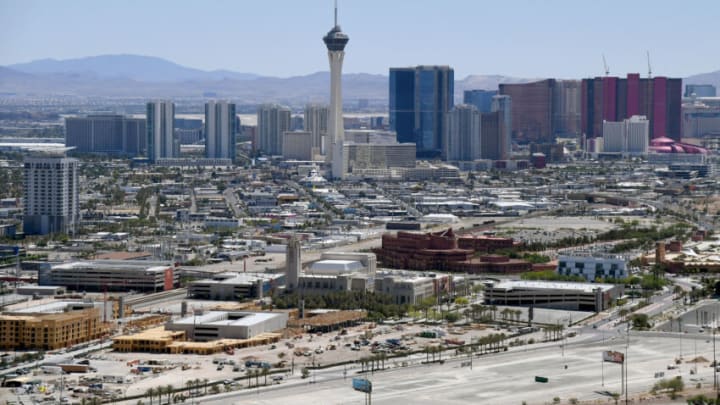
352;378;372;393
603;350;624;364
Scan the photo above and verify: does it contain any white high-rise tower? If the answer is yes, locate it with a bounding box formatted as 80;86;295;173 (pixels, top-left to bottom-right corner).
323;2;349;179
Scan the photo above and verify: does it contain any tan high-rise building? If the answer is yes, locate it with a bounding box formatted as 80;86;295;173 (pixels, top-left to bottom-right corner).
257;104;291;156
304;104;329;156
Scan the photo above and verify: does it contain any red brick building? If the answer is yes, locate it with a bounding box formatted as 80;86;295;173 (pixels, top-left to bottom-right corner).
374;229;532;274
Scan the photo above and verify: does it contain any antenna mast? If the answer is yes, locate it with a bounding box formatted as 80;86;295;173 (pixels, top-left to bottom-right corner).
334;0;338;26
646;51;652;79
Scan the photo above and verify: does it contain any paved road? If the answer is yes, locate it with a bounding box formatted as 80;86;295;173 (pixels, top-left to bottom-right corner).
223;187;243;218
194;331;716;405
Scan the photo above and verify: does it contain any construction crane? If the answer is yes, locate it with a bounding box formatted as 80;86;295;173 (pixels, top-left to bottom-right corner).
602;54;609;76
646;51;652;79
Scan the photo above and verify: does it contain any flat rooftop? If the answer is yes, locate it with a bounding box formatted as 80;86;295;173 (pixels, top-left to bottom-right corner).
52;260;172;273
489;280;616;293
309;259;365;273
170;311;283;327
193;272;283;285
11;301;94;314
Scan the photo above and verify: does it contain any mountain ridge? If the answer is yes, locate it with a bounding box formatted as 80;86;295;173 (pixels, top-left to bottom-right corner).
2;55;717;102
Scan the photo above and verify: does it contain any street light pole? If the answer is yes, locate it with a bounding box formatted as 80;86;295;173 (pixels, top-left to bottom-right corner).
625;322;630;405
714;319;717;392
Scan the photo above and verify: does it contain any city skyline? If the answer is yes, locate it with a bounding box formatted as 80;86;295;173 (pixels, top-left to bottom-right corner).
1;0;719;79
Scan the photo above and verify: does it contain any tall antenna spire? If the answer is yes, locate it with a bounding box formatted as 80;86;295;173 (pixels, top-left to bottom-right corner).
334;0;338;26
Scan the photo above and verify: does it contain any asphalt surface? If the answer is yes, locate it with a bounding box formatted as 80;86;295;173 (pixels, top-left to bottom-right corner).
196;331;720;405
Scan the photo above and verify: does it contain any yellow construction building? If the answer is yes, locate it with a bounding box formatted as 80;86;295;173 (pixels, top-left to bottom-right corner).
112;327;280;355
0;302;103;351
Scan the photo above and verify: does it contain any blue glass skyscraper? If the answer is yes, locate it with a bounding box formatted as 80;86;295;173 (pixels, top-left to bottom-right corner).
389;65;454;158
463;89;498;113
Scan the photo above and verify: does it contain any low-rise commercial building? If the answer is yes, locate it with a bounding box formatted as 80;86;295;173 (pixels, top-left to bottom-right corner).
374;270;452;305
484;280;622;312
165;311;288;341
291;252;377;296
557;254;627;281
187;272;284;301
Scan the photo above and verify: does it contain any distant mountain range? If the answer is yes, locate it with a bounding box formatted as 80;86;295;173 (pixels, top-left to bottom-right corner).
0;54;717;103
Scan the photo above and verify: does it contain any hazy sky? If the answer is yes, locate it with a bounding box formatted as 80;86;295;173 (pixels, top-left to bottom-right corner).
1;0;718;79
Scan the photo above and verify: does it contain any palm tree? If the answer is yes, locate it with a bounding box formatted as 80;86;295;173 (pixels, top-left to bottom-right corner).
261;368;269;386
156;386;165;404
165;384;174;404
146;388;156;405
203;378;209;395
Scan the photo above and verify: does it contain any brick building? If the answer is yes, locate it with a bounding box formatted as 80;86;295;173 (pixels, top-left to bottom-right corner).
374;229;531;274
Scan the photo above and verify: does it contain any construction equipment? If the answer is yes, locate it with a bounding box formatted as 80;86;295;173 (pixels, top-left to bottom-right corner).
602;54;609;76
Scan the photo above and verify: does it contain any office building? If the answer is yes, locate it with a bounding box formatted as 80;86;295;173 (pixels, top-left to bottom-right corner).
39;260;177;292
147;101;178;162
304;104;329;155
282;131;313;160
443;104;482;161
0;301;103;350
499;79;555;144
581;74;682;140
390;65;454;158
463;89;498;113
685;84;717;98
602;115;649;155
552;80;582;136
374;229;533;274
205;101;237;161
23;155;79;235
65;115;146;156
484;280;622;312
257;104;291;155
323;5;349;179
491;95;512;159
557;254;628;281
